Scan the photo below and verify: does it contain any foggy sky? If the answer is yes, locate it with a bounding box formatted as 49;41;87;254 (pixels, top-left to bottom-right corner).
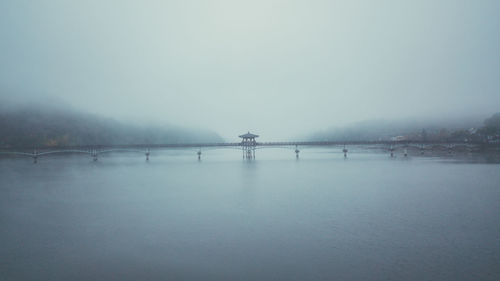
1;0;499;140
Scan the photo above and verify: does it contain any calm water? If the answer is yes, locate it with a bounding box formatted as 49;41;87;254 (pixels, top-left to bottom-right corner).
1;148;499;280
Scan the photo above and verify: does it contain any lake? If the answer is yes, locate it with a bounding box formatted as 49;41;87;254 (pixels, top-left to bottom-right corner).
1;148;499;280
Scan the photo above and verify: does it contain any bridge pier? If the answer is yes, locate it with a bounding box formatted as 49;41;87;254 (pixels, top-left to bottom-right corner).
33;150;38;164
343;145;348;158
295;145;300;159
145;149;150;161
390;145;394;157
420;145;425;155
92;150;98;161
404;148;408;157
197;149;202;160
243;148;255;160
242;148;255;159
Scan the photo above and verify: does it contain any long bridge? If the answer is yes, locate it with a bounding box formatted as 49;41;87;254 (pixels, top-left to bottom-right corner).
0;131;497;163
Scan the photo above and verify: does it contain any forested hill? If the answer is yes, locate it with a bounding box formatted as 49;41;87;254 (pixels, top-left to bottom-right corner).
308;115;497;142
0;105;223;148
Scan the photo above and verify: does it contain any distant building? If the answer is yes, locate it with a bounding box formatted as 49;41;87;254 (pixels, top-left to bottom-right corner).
391;136;407;141
468;128;477;134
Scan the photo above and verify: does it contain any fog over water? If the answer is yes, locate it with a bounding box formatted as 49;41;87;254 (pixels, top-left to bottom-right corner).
1;0;500;139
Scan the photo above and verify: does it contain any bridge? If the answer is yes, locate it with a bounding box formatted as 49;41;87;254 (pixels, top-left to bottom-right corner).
0;131;497;163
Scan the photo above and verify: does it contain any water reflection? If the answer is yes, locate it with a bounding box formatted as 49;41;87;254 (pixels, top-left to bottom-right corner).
0;149;499;280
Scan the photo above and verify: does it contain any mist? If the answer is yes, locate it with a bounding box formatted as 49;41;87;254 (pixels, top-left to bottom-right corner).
2;2;500;280
1;0;499;140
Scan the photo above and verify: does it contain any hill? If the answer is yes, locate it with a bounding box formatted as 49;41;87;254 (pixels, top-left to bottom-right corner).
0;103;223;148
309;116;488;142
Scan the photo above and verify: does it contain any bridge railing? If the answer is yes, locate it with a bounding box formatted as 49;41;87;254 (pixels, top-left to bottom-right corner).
0;140;497;163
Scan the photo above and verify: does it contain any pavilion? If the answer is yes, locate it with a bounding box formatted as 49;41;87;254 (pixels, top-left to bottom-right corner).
239;131;259;159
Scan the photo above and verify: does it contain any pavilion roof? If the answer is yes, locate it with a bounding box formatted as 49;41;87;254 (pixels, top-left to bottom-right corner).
239;132;259;138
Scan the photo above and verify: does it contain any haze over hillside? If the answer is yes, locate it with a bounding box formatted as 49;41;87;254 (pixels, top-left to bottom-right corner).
309;113;500;142
0;101;223;148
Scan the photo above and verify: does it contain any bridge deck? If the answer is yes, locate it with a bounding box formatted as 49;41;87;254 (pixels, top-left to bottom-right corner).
0;140;495;152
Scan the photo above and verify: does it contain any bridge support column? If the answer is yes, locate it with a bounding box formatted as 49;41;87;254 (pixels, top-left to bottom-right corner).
92;150;98;161
420;145;425;155
404;148;408;157
244;148;252;159
242;144;255;160
242;147;255;159
295;145;300;159
145;149;150;161
33;150;38;164
343;145;348;158
390;145;394;157
197;149;201;160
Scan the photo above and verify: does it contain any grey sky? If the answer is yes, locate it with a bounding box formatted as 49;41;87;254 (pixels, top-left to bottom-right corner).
1;0;499;140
